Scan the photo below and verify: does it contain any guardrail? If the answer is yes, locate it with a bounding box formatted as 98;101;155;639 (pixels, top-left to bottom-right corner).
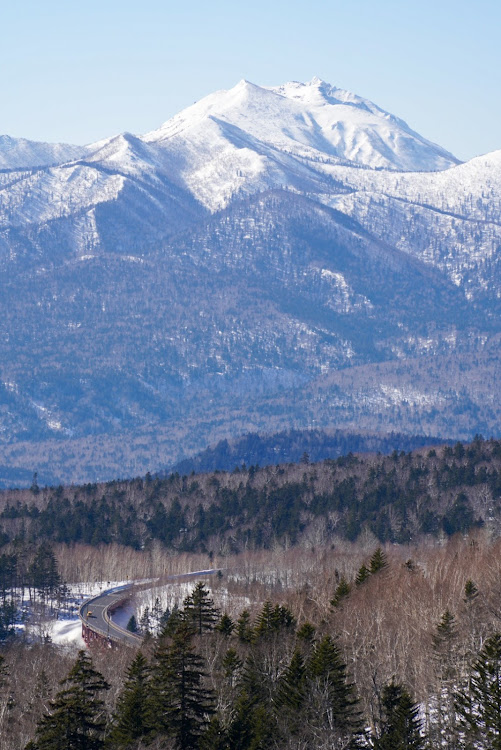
78;570;221;647
78;584;143;647
102;595;143;645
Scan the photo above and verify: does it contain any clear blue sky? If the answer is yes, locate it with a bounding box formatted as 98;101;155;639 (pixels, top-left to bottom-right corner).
1;0;499;160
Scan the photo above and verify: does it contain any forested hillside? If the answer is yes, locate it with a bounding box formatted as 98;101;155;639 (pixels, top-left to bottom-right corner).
3;537;501;749
167;428;444;475
0;436;499;552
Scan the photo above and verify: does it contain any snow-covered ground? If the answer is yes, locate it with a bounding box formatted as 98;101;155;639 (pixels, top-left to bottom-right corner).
17;580;129;648
31;574;217;646
50;618;86;647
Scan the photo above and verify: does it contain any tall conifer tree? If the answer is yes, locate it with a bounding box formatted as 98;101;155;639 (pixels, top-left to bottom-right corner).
308;635;362;748
183;582;220;635
455;632;501;749
27;650;110;750
369;547;388;574
106;651;151;748
150;622;215;749
374;681;424;750
430;609;459;749
331;577;351;608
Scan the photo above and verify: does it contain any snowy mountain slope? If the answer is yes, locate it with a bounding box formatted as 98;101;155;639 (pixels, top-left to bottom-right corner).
146;77;459;170
156;191;476;343
315;151;501;303
0;77;498;481
0;77;464;263
0;136;205;264
143;77;459;209
0;135;87;170
324;149;501;221
271;78;459;169
0;190;477;447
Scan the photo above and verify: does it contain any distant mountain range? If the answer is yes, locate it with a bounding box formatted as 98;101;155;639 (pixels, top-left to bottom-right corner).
0;77;499;484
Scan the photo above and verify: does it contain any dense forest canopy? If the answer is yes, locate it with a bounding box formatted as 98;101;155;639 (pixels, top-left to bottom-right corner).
0;436;498;553
166;428;445;476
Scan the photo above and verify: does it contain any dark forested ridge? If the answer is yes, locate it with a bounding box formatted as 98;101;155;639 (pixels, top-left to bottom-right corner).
167;428;446;476
0;436;499;552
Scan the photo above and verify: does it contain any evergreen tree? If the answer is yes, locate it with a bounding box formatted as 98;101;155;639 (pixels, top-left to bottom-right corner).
160;603;184;638
464;579;479;604
253;601;294;640
271;604;295;631
308;635;362;747
369;547;388;574
28;650;110;750
218;649;243;740
0;654;9;690
0;654;12;734
222;649;243;686
106;652;151;748
463;578;482;663
152;596;163;632
253;601;274;639
331;577;351;608
0;553;17;605
276;648;307;739
226;689;275;750
296;621;316;646
455;632;501;749
183;582;220;635
236;610;253;644
29;544;63;612
30;472;40;495
430;610;459;749
432;610;457;680
226;652;276;750
238;652;268;707
216;613;235;636
139;606;151;636
0;600;17;641
126;615;138;634
374;681;424;750
356;564;370;586
150;622;215;749
200;716;228;750
159;606;171;630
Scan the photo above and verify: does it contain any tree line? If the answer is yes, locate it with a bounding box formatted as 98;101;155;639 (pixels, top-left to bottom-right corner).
18;576;501;750
0;436;499;553
0;543;66;640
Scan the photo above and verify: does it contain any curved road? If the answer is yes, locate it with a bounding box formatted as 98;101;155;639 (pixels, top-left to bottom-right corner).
78;570;219;647
79;584;143;646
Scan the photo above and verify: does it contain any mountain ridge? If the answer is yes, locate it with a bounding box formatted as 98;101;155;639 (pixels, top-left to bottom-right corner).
0;78;498;483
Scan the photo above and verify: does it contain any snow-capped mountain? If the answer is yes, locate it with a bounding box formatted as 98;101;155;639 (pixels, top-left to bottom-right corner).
148;76;460;172
0;134;87;170
144;77;459;209
0;77;462;265
0;78;498;483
